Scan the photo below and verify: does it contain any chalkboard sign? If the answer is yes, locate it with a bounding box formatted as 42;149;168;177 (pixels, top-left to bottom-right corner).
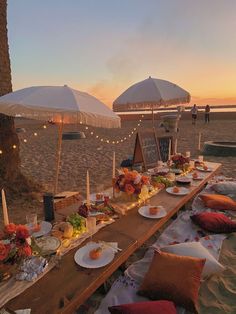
133;130;160;170
157;136;173;162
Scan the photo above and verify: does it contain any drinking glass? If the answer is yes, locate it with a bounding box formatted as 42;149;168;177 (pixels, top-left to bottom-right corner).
186;151;191;158
86;217;97;242
26;213;37;234
198;155;204;162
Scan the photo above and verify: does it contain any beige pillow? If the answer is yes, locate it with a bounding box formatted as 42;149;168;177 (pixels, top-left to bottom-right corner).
161;241;225;278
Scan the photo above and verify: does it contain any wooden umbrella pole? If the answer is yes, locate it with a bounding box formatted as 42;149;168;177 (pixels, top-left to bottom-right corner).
54;117;64;195
152;104;154;128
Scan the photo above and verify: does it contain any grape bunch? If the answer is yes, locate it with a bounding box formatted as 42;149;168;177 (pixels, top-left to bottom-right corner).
77;204;89;218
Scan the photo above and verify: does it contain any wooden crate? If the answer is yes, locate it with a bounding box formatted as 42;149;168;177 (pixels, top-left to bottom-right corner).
54;191;82;221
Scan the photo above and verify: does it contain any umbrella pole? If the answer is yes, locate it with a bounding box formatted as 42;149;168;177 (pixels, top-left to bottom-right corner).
54;118;64;195
152;104;154;128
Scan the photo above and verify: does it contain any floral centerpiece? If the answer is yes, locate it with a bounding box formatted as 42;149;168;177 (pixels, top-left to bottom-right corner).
170;154;190;171
114;168;150;201
0;223;32;265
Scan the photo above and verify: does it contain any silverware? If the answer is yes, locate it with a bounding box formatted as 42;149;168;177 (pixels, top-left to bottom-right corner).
99;241;122;252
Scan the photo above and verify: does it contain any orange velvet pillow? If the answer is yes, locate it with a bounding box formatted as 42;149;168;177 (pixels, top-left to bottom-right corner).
138;250;205;313
200;194;236;210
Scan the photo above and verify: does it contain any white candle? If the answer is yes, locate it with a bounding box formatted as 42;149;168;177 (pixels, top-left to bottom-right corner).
1;189;9;226
198;132;202;150
86;170;91;207
174;138;178;154
168;139;172;160
112;152;116;178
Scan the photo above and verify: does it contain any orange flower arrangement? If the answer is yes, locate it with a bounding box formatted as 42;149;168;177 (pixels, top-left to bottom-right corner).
114;169;150;196
0;223;32;264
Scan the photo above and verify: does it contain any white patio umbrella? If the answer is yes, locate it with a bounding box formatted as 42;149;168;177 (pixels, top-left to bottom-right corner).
113;76;190;126
0;85;120;193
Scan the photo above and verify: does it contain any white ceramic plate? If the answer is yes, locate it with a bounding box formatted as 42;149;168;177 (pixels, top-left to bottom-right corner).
32;221;52;238
170;168;183;174
196;166;213;172
186;173;205;180
36;236;61;253
74;242;115;268
138;205;167;219
176;176;192;184
166;187;189;196
89;193;111;203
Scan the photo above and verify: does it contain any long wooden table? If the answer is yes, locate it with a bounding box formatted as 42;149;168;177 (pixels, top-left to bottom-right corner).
6;162;221;314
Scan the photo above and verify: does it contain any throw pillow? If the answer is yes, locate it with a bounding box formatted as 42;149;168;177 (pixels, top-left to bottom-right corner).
109;300;177;314
191;212;236;233
138;250;205;313
211;182;236;195
161;241;225;278
199;194;236;210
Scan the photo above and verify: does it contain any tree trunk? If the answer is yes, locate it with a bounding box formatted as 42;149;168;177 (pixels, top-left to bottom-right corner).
0;0;21;184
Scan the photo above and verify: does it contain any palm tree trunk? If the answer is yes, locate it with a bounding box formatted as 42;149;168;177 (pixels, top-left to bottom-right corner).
0;0;21;183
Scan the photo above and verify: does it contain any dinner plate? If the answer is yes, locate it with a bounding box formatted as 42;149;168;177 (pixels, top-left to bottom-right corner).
186;173;205;180
89;193;111;203
74;242;115;268
170;168;183;174
32;221;52;238
166;187;189;196
176;176;192;184
138;205;167;219
196;166;213;172
36;236;61;253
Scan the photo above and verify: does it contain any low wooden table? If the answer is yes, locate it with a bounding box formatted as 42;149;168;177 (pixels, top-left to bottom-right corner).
6;162;221;314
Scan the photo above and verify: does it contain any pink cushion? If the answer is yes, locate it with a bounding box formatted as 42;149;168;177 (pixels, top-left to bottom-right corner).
191;212;236;233
109;300;177;314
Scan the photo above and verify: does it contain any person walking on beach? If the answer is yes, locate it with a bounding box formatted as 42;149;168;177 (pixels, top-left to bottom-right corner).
205;104;210;123
191;104;198;125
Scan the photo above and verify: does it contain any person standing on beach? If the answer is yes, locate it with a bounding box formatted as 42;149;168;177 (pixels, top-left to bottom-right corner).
191;104;198;125
205;104;210;123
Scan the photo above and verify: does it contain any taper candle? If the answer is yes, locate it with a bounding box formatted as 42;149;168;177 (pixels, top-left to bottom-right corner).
112;152;116;178
1;189;9;226
168;139;172;160
86;170;91;207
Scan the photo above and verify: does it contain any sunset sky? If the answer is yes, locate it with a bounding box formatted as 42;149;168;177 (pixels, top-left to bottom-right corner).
7;0;236;107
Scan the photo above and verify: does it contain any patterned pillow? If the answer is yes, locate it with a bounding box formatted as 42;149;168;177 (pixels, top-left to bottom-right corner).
161;241;225;278
109;300;177;314
211;182;236;195
138;250;205;313
191;212;236;233
199;194;236;210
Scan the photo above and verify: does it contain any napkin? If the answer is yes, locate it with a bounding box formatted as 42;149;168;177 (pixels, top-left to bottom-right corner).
15;310;31;314
99;241;120;253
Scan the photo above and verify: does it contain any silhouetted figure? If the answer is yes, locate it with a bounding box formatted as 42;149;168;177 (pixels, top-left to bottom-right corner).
205;105;210;123
191;104;198;125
